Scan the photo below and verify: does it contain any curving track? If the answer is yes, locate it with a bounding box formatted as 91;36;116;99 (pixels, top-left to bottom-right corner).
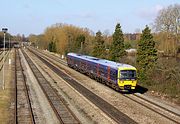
29;47;180;124
123;94;180;123
21;49;80;124
27;47;137;124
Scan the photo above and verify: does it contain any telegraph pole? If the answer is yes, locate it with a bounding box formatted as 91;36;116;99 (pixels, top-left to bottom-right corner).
2;28;8;90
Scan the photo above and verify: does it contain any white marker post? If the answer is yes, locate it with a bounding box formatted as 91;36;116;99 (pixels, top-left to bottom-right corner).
9;37;11;64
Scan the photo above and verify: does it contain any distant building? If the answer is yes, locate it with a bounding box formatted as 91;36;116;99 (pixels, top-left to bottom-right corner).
125;49;137;53
124;33;141;41
125;49;137;56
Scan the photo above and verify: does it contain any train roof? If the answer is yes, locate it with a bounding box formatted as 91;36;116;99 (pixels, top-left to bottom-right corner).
67;53;136;70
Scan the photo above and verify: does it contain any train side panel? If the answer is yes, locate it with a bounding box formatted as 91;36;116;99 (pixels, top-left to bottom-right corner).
67;54;118;86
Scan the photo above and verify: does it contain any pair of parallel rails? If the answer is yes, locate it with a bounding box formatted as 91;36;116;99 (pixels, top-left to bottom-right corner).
0;50;10;71
14;49;35;123
14;49;80;124
29;47;180;124
27;47;137;124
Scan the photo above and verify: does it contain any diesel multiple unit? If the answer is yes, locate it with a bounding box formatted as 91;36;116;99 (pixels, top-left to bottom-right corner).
67;53;137;90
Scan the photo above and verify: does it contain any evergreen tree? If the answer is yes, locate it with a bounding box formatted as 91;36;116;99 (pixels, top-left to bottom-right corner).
74;34;85;53
124;42;132;49
48;41;57;52
92;31;106;58
137;25;157;82
52;42;57;52
109;23;126;62
48;42;53;52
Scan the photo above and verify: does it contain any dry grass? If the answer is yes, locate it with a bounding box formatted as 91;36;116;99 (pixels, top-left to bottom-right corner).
140;57;180;104
0;89;12;124
0;51;14;124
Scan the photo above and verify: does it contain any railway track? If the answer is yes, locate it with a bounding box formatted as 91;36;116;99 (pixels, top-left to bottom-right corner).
123;94;180;123
21;49;80;124
134;93;180;117
27;47;137;124
15;49;35;123
0;51;9;70
29;47;180;123
0;51;8;61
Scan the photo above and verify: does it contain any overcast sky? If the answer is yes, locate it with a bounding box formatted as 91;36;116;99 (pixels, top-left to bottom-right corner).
0;0;179;36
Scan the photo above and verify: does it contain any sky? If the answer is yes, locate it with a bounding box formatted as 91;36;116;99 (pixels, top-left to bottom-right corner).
0;0;179;36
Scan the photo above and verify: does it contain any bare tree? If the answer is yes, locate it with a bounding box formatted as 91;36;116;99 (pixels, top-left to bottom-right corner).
154;4;180;34
154;4;180;56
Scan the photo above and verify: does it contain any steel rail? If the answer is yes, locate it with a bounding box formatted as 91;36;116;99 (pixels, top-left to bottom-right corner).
29;47;180;123
27;47;137;124
15;49;35;124
22;49;80;124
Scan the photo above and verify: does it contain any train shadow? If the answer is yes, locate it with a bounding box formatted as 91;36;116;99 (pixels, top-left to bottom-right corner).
134;85;148;94
119;85;148;94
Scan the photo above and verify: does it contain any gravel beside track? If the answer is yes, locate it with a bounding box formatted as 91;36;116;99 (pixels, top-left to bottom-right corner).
19;49;60;124
22;49;80;124
123;94;180;123
25;49;116;124
134;93;180;122
15;49;35;123
29;47;180;123
35;47;180;123
28;48;137;124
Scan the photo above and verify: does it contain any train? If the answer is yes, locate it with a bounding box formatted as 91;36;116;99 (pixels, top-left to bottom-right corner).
67;53;137;91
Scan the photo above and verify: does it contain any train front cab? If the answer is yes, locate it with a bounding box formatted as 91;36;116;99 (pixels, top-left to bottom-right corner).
117;67;137;90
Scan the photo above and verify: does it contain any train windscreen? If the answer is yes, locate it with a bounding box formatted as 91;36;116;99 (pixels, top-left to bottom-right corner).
120;70;136;79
